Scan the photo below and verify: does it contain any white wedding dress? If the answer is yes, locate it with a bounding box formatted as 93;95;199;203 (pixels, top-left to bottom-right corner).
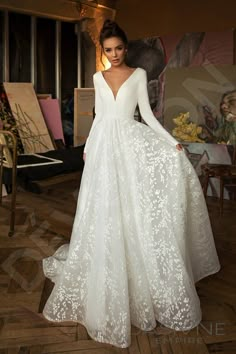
42;68;220;348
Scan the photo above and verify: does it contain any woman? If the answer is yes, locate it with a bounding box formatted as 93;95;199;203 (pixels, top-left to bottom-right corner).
42;20;220;348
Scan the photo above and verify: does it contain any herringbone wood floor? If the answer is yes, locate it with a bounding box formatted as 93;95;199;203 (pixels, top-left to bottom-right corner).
0;177;235;354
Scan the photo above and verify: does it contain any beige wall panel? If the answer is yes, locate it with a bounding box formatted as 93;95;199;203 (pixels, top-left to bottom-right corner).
74;88;95;146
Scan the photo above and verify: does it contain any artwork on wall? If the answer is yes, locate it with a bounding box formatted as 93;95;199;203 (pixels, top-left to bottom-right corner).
124;29;236;199
126;37;166;124
74;88;95;147
161;30;233;67
2;83;54;154
126;29;234;129
163;65;236;145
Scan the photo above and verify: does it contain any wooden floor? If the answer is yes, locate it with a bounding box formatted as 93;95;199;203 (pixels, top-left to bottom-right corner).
0;178;236;354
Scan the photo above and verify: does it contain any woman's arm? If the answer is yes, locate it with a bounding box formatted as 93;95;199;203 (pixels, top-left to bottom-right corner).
83;73;102;155
137;69;180;147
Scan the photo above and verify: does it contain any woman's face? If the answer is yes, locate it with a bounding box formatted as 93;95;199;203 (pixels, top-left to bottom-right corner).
221;92;236;116
102;37;126;67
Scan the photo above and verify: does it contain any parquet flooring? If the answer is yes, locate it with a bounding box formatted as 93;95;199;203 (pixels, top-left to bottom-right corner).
0;178;235;353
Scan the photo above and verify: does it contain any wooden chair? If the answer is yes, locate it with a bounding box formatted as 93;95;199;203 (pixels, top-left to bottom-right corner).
0;130;17;236
201;146;236;214
0;129;85;236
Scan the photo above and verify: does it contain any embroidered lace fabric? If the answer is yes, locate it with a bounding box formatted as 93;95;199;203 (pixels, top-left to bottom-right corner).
42;68;220;348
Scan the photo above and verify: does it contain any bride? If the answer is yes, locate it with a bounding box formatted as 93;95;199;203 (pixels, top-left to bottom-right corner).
42;19;220;348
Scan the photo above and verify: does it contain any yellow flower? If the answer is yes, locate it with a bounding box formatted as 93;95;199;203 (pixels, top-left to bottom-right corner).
172;112;204;143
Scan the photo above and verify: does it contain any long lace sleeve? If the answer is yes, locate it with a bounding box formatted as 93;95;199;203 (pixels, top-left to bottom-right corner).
137;69;178;147
83;73;102;153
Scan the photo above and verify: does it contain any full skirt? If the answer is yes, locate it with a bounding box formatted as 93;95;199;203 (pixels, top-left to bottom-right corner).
42;118;220;348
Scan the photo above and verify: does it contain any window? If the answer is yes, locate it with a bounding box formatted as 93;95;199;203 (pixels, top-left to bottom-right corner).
9;12;31;82
37;17;56;95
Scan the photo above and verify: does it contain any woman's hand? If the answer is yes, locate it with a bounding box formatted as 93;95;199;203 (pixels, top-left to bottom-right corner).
176;144;183;151
83;153;86;161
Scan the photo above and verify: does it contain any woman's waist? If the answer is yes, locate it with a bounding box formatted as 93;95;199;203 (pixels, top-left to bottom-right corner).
101;113;135;121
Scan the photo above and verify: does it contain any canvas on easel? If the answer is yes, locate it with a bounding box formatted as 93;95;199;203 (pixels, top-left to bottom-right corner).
3;82;54;154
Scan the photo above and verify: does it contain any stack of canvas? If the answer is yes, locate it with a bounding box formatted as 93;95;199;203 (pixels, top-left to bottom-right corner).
2;83;55;156
0;83;63;169
38;98;65;144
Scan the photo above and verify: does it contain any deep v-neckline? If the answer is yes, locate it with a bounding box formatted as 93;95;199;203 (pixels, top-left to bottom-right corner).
100;68;138;101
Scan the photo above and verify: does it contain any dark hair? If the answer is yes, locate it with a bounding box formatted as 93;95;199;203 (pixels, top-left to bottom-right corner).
99;19;128;47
